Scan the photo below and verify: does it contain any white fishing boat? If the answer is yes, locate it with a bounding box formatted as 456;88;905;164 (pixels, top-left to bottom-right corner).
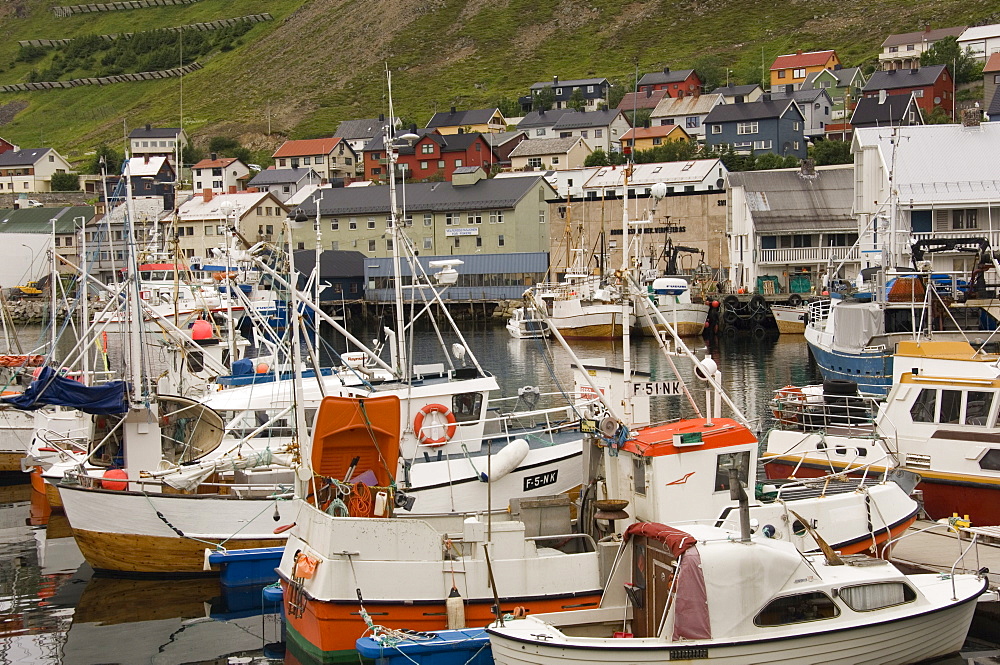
637;275;708;338
486;522;987;665
506;306;550;339
771;302;808;334
535;251;633;340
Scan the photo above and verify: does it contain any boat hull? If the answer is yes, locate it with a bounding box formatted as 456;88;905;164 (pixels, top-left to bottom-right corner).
771;305;807;334
639;303;709;338
803;340;893;395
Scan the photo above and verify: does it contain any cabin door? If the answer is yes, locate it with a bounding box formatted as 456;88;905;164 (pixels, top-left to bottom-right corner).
631;536;677;638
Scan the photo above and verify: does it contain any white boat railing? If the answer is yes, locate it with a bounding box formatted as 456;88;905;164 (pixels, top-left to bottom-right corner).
879;521;989;600
769;388;881;434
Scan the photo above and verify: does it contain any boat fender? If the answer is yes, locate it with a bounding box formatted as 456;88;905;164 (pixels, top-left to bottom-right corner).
478;438;530;482
414;403;457;445
101;468;128;491
446;586;466;629
274;522;296;534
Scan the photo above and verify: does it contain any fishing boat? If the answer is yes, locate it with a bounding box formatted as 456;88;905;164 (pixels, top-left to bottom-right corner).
486;522;988;665
506;306;550;339
535;249;633;340
763;339;1000;526
771;302;808;334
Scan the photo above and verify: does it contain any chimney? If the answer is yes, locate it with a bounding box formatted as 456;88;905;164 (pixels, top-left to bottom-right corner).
786;84;794;94
910;68;919;75
645;89;652;98
962;108;983;127
663;66;670;74
145;123;151;131
247;187;258;193
379;113;385;121
878;89;887;104
553;75;559;86
202;188;213;202
450;106;456;113
796;49;803;56
228;185;237;194
762;92;771;102
800;158;816;176
924;23;930;34
210;152;217;160
144;155;149;164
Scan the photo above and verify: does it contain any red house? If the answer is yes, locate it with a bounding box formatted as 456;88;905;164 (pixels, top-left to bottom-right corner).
637;68;703;97
363;130;496;181
0;136;15;156
862;64;954;119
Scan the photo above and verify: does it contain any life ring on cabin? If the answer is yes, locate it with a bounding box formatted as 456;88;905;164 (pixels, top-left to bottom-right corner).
772;385;803;424
414;403;457;445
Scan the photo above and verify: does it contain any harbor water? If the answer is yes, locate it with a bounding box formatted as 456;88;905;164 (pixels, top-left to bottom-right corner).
1;325;997;664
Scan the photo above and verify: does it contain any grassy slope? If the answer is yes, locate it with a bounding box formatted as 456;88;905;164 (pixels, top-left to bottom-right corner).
0;0;997;164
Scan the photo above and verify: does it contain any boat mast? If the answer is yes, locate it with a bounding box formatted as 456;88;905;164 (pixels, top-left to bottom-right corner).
123;156;145;404
386;69;408;377
621;163;633;424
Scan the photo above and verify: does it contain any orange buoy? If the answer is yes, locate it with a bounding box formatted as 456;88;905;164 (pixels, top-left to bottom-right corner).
191;319;212;340
101;468;128;491
256;362;270;374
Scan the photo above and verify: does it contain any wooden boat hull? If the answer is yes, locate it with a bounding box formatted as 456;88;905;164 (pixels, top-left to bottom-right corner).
771;305;807;334
0;451;22;472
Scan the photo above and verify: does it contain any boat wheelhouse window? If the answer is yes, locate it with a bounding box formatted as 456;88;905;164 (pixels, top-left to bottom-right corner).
452;392;483;422
187;350;204;373
964;391;993;426
980;449;1000;471
939;390;962;424
90;414;124;468
713;451;750;492
633;456;646;495
838;582;915;612
754;592;840;626
910;389;936;423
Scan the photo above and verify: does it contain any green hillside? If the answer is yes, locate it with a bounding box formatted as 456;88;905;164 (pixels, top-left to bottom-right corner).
0;0;997;165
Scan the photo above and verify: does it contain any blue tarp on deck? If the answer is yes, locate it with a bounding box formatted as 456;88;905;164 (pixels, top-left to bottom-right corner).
0;367;129;414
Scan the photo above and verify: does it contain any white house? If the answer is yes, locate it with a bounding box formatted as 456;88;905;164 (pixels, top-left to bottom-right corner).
191;156;250;194
128;125;189;167
958;24;1000;61
549;109;632;154
650;94;726;139
247;167;320;203
0;148;74;193
175;190;288;257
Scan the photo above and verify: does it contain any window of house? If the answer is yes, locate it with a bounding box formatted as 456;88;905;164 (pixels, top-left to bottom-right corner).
560;132;572;139
424;213;433;226
367;218;376;229
282;185;291;193
490;210;504;224
906;44;915;51
330;219;339;230
64;237;73;247
552;156;560;165
454;237;461;248
476;236;483;247
421;143;434;154
754;140;773;150
536;128;545;136
368;239;376;252
256;206;263;215
953;209;978;230
498;234;505;247
279;159;286;167
793;141;801;150
315;155;325;163
446;213;458;225
686;116;700;128
204;225;214;235
539;210;546;224
438;160;445;169
386;238;393;251
265;207;272;216
778;70;786;78
555;87;563;95
587;85;594;93
421;161;428;169
755;592;839;626
711;124;722;134
349;218;358;230
581;130;588;139
423;237;433;249
595;129;603;138
302;157;311;165
888;46;899;53
213;180;223;189
652;137;662;146
662;118;675;126
913;89;924;97
737;121;758;134
455;159;463;167
345;157;353;165
467;212;482;225
820;80;831;88
527;157;543;168
793;68;806;78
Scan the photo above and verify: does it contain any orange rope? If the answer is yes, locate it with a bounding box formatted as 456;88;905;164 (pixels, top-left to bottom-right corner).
349;483;373;517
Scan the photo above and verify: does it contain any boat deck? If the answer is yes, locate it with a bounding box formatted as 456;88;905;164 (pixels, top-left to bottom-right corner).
890;519;1000;597
764;476;886;502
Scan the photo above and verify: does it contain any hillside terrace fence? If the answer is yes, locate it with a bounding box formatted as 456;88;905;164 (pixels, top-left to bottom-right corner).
19;13;272;48
0;62;202;92
52;0;201;17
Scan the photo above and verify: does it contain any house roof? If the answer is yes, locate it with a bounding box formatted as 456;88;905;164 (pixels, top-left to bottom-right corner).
769;88;832;104
984;52;1000;74
551;109;623;130
423;132;489;154
426;108;500;128
363;128;438;153
126;155;170;177
0;148;53;167
651;94;724;117
958;24;1000;42
638;68;697;86
529;77;607;90
881;26;966;48
704;99;802;123
585;159;724;188
177;191;284;221
517;108;577;128
621;125;689;141
248;167;320;186
192;157;241;169
0;206;96;233
864;65;948;91
850;95;921;126
483;131;526;148
312;177;553;215
273;138;345;158
128;126;183;139
335;118;390;140
509;137;583;157
727;165;854;232
853;124;1000;204
617;89;669;111
802;67;864;88
770;50;837;71
711;84;762;97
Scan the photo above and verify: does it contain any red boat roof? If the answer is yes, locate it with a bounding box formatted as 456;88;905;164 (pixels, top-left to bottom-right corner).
622;418;756;457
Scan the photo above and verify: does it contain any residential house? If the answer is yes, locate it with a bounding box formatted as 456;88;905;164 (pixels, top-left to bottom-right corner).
122;155;176;210
863;64;954;119
483;131;528;168
802;67;867;140
711;84;764;104
850;94;924;129
508;137;592;171
769;50;840;90
519;76;610;112
727;164;856;294
0;137;15;155
516;108;578;139
621;124;691;153
175;190;288;258
334;116;394;158
637;68;703;97
650;94;726;139
704;97;807;159
0;206;95;283
551;108;631;154
247;167;321;203
296;168;555;269
127;125;189;167
546;159;730;274
0;148;74;194
191;156;250;194
362;130;496;181
291;249;366;301
617;89;670;113
770;86;834;139
984;53;1000;120
878;25;966;71
272;137;357;182
425;107;507;134
852;123;1000;272
958;24;1000;61
85;198;168;284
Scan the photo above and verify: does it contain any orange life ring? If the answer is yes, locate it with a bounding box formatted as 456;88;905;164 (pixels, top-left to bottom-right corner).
772;385;803;424
413;403;457;445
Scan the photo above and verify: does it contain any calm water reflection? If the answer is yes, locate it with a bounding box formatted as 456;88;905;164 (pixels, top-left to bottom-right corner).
0;326;992;664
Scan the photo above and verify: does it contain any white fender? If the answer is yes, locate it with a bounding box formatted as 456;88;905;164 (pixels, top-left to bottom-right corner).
478;438;530;482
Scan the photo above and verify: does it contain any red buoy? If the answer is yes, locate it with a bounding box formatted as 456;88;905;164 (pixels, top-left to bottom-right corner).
101;468;128;491
191;319;212;340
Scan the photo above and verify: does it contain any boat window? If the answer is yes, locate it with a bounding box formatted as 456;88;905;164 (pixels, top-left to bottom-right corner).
633;457;646;495
910;389;936;423
838;582;915;612
452;393;483;422
160;399;224;464
89;414;124;468
140;271;152;280
713;451;750;492
187;350;204;373
754;591;840;626
939;390;962;424
980;449;1000;471
964;391;993;426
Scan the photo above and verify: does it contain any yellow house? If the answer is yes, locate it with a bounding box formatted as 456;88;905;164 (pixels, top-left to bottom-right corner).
425;107;507;135
769;49;840;90
621;125;691;152
508;137;593;171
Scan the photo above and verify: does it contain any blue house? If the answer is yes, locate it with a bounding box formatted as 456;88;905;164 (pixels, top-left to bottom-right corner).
704;97;807;159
